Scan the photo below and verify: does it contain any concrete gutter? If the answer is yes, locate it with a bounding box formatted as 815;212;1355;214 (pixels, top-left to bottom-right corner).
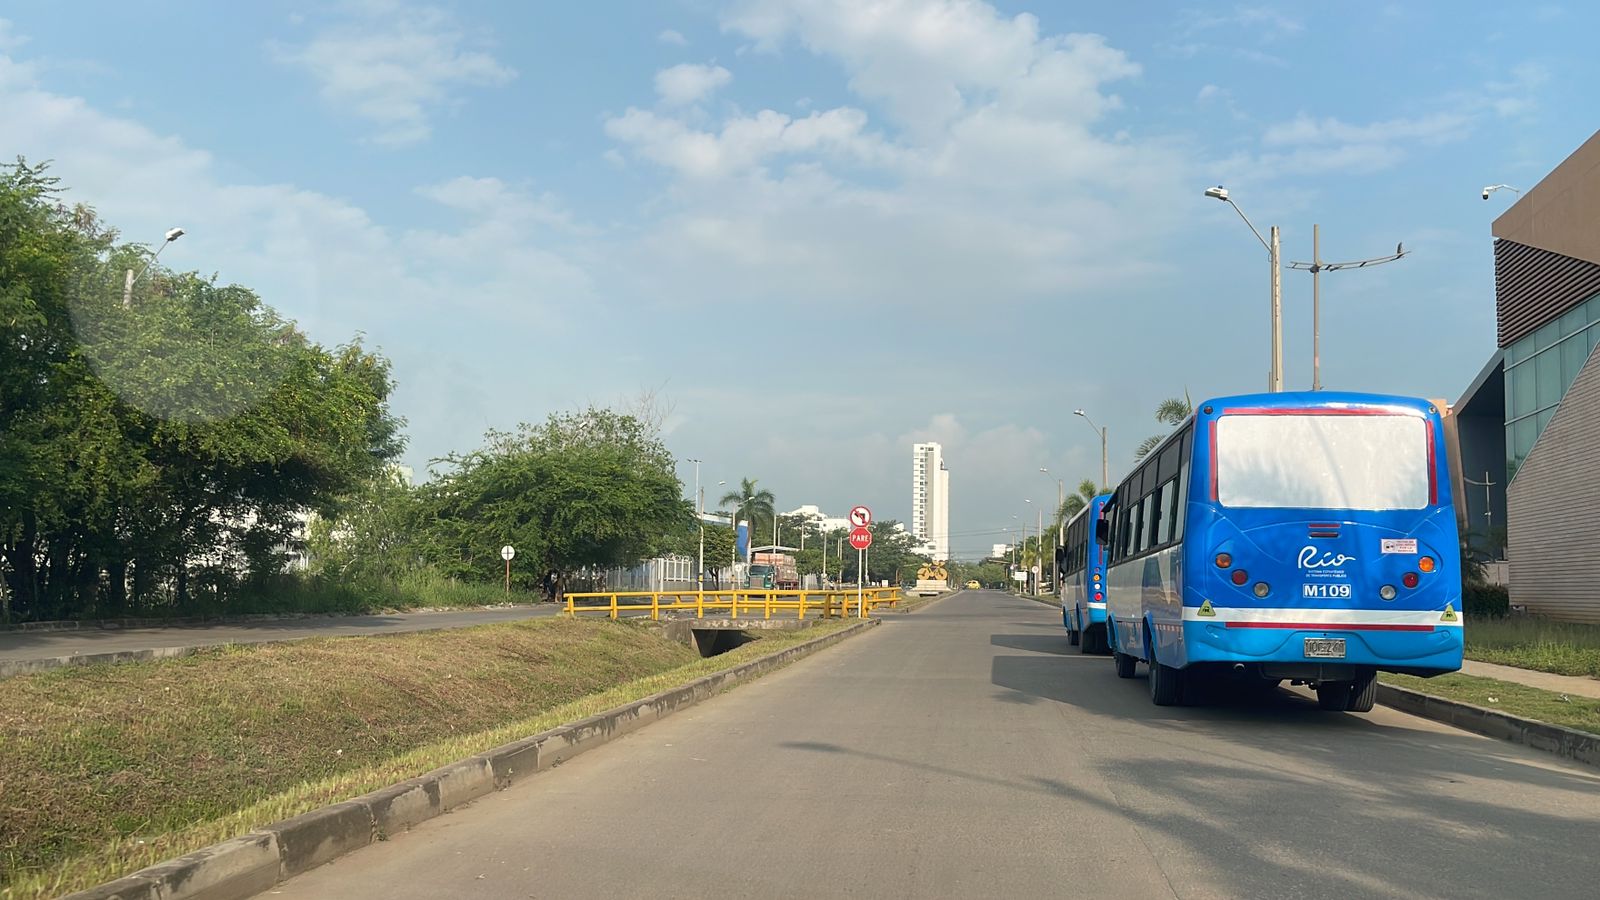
1377;682;1600;771
60;618;878;900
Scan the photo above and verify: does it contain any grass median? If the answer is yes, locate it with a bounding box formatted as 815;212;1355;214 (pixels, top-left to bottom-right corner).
0;615;854;899
1465;616;1600;679
1382;672;1600;738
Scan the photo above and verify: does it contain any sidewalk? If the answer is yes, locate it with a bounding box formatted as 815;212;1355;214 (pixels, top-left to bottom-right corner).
1460;659;1600;700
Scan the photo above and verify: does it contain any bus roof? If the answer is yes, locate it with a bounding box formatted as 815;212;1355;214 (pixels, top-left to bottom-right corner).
1197;390;1438;417
1064;492;1113;528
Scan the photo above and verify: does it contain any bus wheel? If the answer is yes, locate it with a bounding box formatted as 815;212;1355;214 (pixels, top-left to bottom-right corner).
1315;682;1348;710
1149;658;1185;706
1067;614;1081;646
1346;671;1378;712
1114;649;1137;679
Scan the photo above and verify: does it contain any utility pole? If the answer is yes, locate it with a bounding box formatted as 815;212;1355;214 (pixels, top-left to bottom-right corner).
1290;227;1407;390
1270;225;1282;392
1074;410;1110;491
688;459;703;592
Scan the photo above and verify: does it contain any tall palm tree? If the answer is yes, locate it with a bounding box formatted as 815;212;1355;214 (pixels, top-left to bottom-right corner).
1134;393;1194;461
718;477;775;543
1055;478;1103;528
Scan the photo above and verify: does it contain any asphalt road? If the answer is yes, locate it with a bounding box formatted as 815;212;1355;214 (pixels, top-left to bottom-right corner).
0;605;563;665
271;590;1600;900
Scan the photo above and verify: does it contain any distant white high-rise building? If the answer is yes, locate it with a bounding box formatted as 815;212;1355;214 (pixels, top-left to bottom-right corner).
911;442;950;560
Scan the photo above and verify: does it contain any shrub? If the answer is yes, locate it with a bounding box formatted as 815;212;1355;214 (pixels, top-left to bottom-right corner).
1464;582;1509;619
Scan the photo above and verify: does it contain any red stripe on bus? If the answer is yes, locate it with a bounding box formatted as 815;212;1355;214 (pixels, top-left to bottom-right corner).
1223;622;1435;632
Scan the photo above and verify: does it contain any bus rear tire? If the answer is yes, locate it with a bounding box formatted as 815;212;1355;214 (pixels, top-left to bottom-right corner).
1067;614;1081;646
1347;671;1378;712
1316;672;1377;712
1148;651;1185;706
1114;649;1137;678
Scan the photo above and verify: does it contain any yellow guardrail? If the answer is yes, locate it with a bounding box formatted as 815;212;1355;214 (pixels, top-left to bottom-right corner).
562;587;903;620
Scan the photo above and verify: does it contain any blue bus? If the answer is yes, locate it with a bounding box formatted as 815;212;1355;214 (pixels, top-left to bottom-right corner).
1099;391;1463;710
1057;493;1113;653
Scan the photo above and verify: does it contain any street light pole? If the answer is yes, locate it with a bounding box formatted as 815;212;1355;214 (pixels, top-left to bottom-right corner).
1041;468;1062;595
688;459;703;592
1289;226;1407;391
1203;186;1281;392
122;227;186;309
1073;409;1109;491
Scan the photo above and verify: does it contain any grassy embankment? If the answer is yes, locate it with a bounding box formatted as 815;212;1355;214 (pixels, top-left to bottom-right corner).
1382;672;1600;738
0;616;851;899
1464;616;1600;678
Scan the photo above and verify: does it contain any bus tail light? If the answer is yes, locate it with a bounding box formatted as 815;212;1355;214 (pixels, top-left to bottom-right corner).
1252;582;1270;598
1230;569;1249;586
1094;592;1103;602
1379;584;1397;600
1215;552;1232;569
1418;556;1436;574
1402;572;1420;589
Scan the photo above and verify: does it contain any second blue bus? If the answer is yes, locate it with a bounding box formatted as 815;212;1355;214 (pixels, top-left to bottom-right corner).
1057;493;1112;653
1100;391;1464;710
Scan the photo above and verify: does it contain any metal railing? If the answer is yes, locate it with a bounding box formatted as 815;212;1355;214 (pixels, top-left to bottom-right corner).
562;587;903;620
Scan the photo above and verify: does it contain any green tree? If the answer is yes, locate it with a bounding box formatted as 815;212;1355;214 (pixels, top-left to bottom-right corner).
0;159;401;621
1134;394;1195;460
718;477;775;545
1055;478;1103;528
420;407;689;593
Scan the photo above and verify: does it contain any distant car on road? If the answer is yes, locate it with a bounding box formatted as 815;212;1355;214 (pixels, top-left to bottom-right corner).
965;580;981;589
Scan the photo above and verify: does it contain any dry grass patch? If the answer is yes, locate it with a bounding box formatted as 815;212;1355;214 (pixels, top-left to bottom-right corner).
0;616;850;898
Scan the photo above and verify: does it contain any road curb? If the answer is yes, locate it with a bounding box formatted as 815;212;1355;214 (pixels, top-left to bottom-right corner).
1377;682;1600;771
59;618;879;900
1;646;207;679
0;604;549;634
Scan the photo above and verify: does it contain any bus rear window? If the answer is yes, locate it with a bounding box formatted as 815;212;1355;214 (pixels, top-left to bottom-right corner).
1215;414;1430;510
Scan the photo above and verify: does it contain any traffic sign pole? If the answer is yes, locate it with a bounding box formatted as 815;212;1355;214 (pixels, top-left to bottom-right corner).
857;548;864;618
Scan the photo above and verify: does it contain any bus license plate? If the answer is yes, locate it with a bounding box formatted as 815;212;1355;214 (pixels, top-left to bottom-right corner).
1305;637;1346;659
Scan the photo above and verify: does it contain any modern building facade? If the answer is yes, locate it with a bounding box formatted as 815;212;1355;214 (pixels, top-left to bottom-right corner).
1467;128;1600;622
911;442;950;560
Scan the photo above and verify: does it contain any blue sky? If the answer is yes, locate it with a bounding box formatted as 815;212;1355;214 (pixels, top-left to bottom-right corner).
2;1;1596;557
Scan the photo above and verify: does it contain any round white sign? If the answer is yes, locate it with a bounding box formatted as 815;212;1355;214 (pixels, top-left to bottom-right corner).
500;545;516;561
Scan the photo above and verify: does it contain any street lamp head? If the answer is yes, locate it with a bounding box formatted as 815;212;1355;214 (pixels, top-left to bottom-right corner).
1038;467;1050;474
164;227;185;242
1203;185;1229;202
1073;409;1086;417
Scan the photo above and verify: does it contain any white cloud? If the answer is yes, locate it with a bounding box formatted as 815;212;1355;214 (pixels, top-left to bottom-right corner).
1252;112;1472;174
603;0;1187;313
658;28;688;46
1181;6;1304;40
0;17;28;53
0;44;595;462
271;1;515;145
653;62;732;107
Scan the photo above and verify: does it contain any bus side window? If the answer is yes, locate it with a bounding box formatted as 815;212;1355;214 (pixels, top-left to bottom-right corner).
1172;429;1191;543
1138;492;1155;554
1147;482;1164;549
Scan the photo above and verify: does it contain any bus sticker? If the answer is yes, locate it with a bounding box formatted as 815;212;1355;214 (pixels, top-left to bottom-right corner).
1381;538;1418;554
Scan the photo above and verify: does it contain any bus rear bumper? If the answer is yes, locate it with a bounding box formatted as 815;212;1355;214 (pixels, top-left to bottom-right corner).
1182;620;1462;677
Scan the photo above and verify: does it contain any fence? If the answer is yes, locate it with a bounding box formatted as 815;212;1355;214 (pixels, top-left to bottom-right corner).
562;587;903;620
